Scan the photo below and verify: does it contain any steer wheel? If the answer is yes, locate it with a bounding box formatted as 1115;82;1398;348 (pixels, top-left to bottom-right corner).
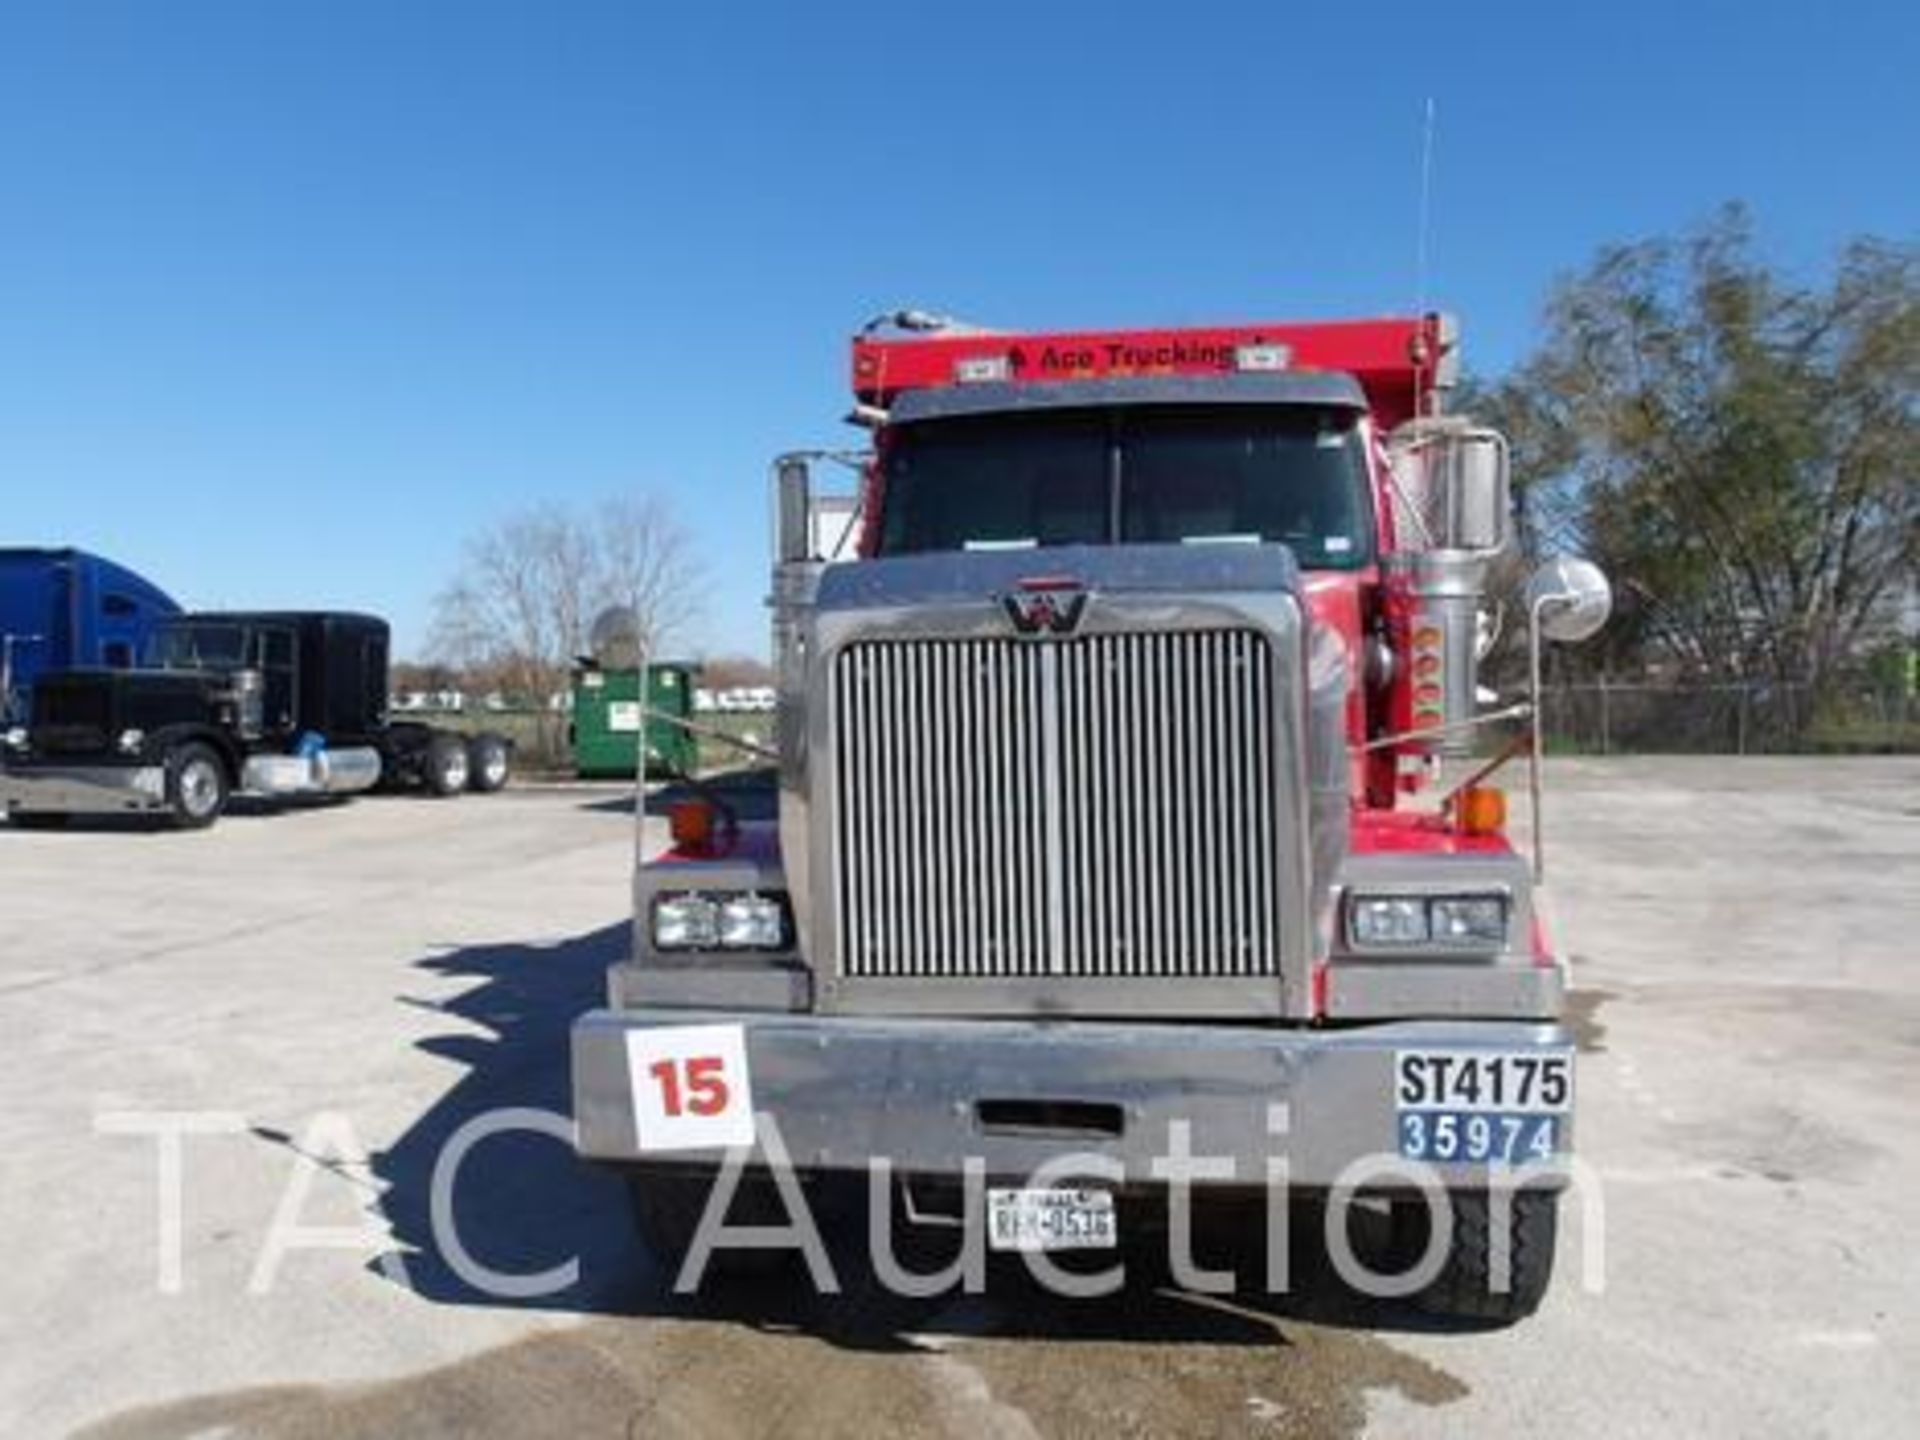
165;743;230;830
1390;1188;1559;1324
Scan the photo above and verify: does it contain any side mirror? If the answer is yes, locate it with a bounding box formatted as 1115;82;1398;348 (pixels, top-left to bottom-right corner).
1525;557;1612;644
1435;429;1510;553
775;456;813;565
1386;420;1510;556
1521;554;1612;884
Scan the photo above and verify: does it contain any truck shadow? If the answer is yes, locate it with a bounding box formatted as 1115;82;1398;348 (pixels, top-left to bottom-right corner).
368;924;1488;1354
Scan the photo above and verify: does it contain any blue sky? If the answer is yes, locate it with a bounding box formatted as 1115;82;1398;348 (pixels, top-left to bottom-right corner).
2;1;1914;659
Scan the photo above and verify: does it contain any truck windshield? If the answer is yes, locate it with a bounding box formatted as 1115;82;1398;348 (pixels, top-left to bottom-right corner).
876;404;1372;568
147;624;248;671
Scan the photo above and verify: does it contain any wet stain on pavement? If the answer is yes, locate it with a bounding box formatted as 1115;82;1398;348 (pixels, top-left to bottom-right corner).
75;1281;1468;1440
1565;981;1614;1053
1667;1103;1882;1188
953;1289;1467;1439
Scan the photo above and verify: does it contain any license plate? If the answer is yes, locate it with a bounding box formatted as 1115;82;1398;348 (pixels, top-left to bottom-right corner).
1395;1049;1572;1164
986;1187;1117;1252
1399;1110;1561;1164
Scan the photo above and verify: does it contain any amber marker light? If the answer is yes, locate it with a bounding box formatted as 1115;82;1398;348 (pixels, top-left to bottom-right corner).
668;798;717;853
1456;786;1508;836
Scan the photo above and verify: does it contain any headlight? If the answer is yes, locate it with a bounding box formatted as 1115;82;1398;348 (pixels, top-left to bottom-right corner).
652;895;720;950
1347;893;1509;951
718;893;788;949
1429;895;1508;945
1349;896;1429;946
652;890;790;951
2;727;26;750
117;728;146;755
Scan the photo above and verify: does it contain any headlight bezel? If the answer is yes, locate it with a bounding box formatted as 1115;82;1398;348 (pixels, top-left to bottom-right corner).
1344;889;1511;954
650;889;792;954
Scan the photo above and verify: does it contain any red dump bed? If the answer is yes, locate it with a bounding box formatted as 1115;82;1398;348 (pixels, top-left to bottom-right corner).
852;314;1456;430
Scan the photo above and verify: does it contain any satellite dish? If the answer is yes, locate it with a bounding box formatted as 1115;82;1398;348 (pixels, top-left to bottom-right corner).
1525;557;1612;644
589;605;643;668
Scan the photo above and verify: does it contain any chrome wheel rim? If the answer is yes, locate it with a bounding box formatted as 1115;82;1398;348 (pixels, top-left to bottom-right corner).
180;759;221;817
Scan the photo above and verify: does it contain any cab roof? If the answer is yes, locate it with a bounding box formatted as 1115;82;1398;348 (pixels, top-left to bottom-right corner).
887;371;1368;425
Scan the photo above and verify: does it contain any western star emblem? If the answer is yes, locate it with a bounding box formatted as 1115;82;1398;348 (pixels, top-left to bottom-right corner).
1001;582;1088;636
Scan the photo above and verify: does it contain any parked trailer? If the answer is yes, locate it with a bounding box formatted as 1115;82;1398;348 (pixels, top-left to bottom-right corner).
0;611;511;829
0;548;179;722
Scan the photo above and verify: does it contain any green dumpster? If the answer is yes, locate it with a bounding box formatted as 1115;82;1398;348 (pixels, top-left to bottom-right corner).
572;662;699;779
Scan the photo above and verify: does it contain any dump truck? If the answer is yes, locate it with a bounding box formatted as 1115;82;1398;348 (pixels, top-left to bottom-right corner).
572;312;1610;1319
0;610;511;829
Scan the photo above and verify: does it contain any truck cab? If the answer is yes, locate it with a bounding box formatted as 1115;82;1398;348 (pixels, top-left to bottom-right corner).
0;547;180;723
1;611;512;829
572;313;1609;1319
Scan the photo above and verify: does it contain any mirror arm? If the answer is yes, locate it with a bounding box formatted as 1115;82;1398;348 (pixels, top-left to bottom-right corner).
1352;701;1532;754
1526;590;1574;883
634;705;779;764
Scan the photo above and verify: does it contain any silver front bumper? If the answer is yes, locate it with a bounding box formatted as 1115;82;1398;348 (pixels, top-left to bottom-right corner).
573;1008;1574;1189
0;763;167;816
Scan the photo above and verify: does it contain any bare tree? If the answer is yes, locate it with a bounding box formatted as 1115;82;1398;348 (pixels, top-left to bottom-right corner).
431;497;700;753
592;495;701;660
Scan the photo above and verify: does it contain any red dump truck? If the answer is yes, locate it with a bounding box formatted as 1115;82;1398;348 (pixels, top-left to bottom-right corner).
573;311;1610;1319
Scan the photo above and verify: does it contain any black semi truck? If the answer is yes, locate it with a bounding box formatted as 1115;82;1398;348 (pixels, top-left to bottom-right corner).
0;611;510;830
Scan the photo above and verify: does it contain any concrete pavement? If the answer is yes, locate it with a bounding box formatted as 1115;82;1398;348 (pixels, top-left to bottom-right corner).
1;759;1915;1438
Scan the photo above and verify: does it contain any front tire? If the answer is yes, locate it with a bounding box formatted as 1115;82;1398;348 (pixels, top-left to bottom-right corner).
1393;1188;1559;1323
165;743;229;830
466;734;510;793
423;734;470;797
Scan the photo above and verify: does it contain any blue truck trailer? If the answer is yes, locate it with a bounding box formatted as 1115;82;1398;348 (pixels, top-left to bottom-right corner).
0;549;180;723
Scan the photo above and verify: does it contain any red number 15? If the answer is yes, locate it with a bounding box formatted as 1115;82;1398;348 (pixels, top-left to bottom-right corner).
649;1055;730;1117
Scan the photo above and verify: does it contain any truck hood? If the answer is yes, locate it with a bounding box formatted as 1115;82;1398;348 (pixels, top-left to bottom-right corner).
29;668;225;755
814;541;1304;613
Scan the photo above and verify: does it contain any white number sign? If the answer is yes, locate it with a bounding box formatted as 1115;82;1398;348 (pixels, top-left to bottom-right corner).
624;1024;756;1152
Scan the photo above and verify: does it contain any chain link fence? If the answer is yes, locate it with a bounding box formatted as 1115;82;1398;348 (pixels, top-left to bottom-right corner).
1538;679;1918;754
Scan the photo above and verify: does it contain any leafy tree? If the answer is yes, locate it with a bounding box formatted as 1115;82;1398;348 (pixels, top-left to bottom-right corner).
1480;208;1917;724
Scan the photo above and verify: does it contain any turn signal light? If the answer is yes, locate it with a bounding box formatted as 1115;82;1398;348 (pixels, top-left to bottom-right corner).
1456;786;1507;836
668;798;716;852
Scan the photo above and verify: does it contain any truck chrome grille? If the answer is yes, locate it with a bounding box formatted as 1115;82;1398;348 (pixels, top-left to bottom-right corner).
832;631;1281;980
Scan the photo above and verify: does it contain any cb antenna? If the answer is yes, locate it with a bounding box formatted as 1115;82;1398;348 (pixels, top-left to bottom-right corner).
1412;96;1440;420
1415;96;1437;320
